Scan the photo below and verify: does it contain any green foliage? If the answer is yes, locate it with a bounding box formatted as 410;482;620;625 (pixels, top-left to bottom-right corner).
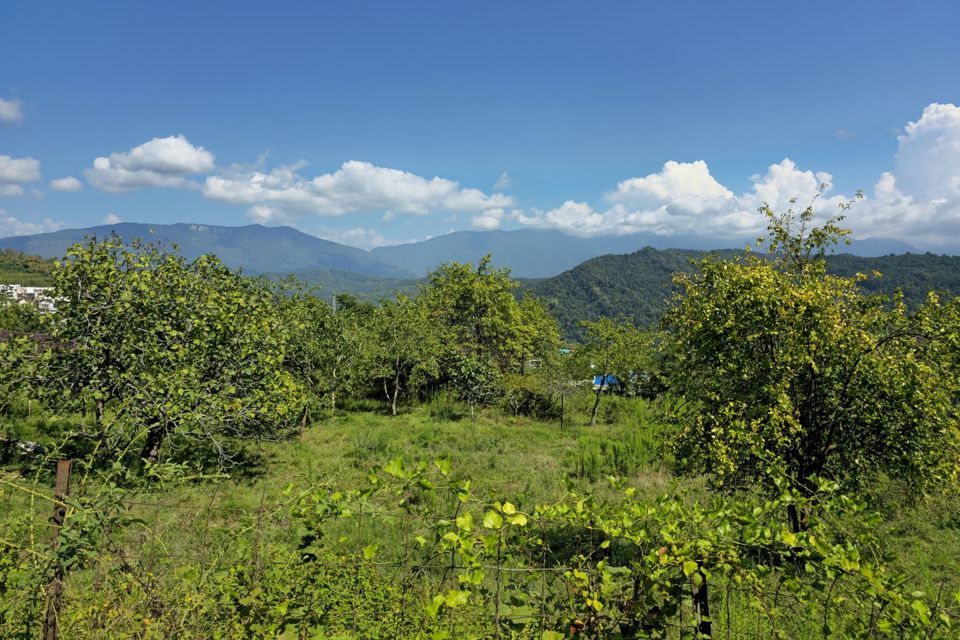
500;372;560;419
525;247;960;340
44;236;303;465
423;254;560;375
446;353;501;414
0;300;46;332
576;317;653;426
426;389;463;421
359;294;441;415
274;279;365;416
0;248;54;285
661;202;960;501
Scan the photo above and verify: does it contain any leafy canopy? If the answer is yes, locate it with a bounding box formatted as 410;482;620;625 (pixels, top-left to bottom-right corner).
661;196;960;497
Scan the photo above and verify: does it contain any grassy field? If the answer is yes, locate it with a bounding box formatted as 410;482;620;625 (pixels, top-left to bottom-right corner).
3;394;959;638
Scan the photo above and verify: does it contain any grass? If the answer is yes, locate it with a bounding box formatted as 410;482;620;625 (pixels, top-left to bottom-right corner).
3;394;959;638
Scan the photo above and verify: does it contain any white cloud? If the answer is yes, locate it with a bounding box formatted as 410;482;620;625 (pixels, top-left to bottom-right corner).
84;134;215;192
103;213;122;224
833;128;857;140
471;208;506;230
205;160;514;221
0;155;42;186
493;171;511;190
0;185;24;197
610;160;734;214
0;98;23;125
514;158;848;239
892;103;960;202
835;102;960;248
0;210;59;237
312;225;391;249
50;176;83;192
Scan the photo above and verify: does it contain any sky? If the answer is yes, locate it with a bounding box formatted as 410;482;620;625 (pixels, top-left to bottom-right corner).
1;1;959;251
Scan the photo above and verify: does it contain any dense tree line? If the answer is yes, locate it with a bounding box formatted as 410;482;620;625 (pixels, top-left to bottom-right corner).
526;246;960;339
0;239;565;465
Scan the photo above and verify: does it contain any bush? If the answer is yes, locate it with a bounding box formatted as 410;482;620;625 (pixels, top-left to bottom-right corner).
500;374;559;420
427;389;463;421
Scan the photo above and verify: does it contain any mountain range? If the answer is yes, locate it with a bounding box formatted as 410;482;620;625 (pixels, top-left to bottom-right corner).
371;229;921;277
2;222;957;340
0;223;926;280
0;223;415;278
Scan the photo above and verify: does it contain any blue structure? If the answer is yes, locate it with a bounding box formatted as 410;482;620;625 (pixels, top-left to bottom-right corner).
592;374;620;390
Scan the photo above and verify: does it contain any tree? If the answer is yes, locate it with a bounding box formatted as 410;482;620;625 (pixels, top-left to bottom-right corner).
660;198;960;528
576;317;651;427
360;295;441;416
423;255;525;372
46;236;302;465
275;281;366;418
509;294;562;374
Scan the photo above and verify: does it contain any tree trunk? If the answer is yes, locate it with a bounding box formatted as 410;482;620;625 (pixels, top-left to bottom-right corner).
95;399;105;427
299;405;309;432
589;381;605;427
140;422;167;464
787;503;811;533
391;374;400;416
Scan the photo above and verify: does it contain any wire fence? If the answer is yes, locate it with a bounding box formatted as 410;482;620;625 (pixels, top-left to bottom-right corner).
1;462;958;640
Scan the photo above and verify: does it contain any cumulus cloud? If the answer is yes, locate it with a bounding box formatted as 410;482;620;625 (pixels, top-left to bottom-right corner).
515;159;831;238
0;98;23;125
311;225;392;249
0;209;59;238
85;135;215;192
0;185;24;197
891;103;960;202
471;208;507;230
103;213;122;224
0;155;42;186
204;160;514;222
50;176;83;192
835;102;960;248
513;104;960;250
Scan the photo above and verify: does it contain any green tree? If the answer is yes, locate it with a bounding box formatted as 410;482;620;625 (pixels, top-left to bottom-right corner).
576;317;650;427
46;236;302;465
509;294;562;374
275;281;367;417
0;299;46;333
660;199;960;528
424;255;522;371
361;295;441;416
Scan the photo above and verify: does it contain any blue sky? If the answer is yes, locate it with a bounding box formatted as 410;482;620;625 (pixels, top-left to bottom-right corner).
1;1;959;250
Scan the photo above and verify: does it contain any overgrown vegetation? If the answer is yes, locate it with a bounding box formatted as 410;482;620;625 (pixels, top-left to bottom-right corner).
1;206;959;638
0;248;54;285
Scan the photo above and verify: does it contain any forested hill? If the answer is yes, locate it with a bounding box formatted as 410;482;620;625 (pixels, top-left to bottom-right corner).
523;248;960;339
0;249;54;285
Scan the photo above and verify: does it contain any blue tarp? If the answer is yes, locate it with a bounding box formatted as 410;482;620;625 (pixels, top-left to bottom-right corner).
593;374;620;388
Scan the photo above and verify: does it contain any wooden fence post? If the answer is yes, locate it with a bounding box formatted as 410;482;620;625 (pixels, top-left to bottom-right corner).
692;564;712;638
43;459;72;640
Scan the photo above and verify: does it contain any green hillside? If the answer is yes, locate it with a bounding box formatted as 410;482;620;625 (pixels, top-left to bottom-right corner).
0;248;54;285
525;248;960;339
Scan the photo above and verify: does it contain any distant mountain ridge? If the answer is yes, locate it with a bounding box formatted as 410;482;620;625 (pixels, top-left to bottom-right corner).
0;223;415;278
370;229;922;278
0;223;936;284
